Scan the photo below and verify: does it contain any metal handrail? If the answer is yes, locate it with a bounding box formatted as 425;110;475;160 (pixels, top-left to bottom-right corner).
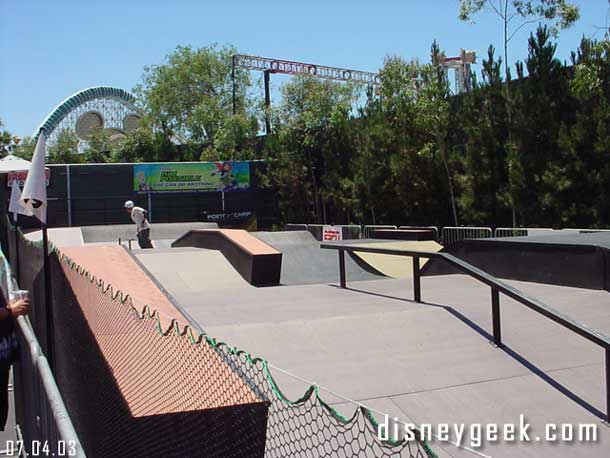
16;316;87;458
320;242;610;421
1;253;86;457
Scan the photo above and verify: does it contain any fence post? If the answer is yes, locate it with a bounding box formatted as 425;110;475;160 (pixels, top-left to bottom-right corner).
491;288;502;347
606;347;610;422
413;256;421;303
339;250;346;288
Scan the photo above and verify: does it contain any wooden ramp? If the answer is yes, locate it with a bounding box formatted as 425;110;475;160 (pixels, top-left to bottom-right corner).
54;245;268;457
351;240;443;278
172;229;282;286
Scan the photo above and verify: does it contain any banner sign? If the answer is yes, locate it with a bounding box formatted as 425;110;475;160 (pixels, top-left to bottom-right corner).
133;162;250;193
7;170;50;188
323;225;343;241
204;211;253;224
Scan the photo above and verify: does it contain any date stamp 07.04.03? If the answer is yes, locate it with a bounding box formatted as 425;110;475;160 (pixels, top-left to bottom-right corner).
3;440;77;456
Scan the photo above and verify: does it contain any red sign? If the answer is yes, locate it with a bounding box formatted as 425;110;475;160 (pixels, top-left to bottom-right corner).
323;225;343;241
7;170;50;188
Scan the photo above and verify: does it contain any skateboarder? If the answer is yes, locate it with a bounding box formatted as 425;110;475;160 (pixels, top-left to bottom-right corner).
124;200;153;248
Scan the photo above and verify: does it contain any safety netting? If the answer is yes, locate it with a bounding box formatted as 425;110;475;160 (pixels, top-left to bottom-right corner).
7;223;437;458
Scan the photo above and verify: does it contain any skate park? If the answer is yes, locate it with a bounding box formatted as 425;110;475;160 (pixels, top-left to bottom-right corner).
16;220;610;458
2;144;610;458
3;1;610;454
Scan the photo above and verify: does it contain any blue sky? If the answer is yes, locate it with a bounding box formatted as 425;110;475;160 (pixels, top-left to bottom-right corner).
1;0;608;137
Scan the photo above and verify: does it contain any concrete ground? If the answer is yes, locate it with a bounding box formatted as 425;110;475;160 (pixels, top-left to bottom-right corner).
139;249;610;458
253;231;384;285
36;227;610;457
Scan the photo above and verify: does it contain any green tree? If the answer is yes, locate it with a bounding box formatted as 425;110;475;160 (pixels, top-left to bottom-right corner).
135;44;257;153
459;0;579;225
375;54;455;225
47;129;82;164
457;46;510;225
558;37;610;226
513;26;567;225
110;127;156;163
83;127;112;163
349;93;397;224
199;113;260;161
459;0;579;80
571;39;610;99
12;137;36;161
0;119;13;158
415;41;460;225
262;75;360;223
377;55;426;223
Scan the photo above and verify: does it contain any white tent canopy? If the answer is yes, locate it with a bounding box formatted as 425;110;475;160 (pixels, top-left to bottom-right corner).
0;154;34;172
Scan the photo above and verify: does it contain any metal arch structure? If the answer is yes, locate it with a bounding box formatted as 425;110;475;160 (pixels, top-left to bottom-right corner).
232;54;380;134
34;86;141;146
232;53;476;134
443;49;476;94
233;54;380;85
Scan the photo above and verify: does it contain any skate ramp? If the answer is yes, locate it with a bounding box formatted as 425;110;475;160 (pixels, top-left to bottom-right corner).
171;229;282;286
351;240;442;279
24;227;84;247
135;248;252;299
80;222;218;243
422;231;610;291
253;231;385;285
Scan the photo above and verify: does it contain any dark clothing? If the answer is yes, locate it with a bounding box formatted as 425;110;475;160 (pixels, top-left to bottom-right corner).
137;228;153;249
0;365;9;431
0;292;14;430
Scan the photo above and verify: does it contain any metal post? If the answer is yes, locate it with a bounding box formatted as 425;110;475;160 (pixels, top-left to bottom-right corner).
232;55;237;115
222;191;226;212
42;224;54;369
264;70;272;134
147;191;152;223
339;250;346;288
14;216;20;284
491;287;502;347
413;256;421;303
66;164;72;227
606;347;610;423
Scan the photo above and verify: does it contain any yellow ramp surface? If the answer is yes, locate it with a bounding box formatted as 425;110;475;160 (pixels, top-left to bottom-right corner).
352;240;442;278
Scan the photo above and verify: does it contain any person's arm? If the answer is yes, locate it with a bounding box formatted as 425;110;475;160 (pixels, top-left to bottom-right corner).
0;298;30;320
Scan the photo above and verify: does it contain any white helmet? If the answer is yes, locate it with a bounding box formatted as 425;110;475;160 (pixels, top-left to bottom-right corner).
124;200;134;209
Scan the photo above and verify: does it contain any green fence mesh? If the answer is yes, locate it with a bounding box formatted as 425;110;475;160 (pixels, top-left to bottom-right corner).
8;223;437;458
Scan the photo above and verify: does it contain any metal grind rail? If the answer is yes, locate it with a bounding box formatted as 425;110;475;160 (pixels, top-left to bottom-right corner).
320;242;610;423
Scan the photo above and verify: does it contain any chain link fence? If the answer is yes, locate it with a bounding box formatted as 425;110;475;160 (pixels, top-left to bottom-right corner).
1;235;85;458
362;225;397;239
334;225;362;240
441;227;492;246
6;224;436;458
494;228;529;238
398;226;440;242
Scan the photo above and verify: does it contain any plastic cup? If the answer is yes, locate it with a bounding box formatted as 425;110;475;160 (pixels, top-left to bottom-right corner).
13;290;29;301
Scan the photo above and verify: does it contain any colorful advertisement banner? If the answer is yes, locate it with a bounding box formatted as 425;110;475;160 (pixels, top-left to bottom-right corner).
133;162;250;193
